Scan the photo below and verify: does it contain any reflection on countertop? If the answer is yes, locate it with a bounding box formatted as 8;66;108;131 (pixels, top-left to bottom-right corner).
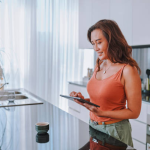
0;90;135;150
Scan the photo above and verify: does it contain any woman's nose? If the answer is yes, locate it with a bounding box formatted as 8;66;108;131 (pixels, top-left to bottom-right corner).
94;44;99;51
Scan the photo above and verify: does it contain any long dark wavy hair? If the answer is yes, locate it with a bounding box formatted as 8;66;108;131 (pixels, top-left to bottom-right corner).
87;19;141;75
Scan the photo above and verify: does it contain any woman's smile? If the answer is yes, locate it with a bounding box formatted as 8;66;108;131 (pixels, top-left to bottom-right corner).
98;52;103;56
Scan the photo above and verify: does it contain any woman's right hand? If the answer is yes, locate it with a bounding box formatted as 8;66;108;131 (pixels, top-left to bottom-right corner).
69;91;85;106
69;91;84;99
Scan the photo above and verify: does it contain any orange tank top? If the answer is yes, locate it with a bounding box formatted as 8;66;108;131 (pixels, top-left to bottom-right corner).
87;64;127;122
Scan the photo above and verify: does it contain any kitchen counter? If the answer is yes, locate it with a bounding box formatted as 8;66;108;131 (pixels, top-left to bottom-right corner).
0;89;43;108
0;90;135;150
69;81;87;87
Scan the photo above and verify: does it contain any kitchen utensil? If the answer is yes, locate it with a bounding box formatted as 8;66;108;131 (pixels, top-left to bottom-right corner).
146;69;150;90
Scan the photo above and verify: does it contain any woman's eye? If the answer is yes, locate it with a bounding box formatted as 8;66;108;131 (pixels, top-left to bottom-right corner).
98;42;101;44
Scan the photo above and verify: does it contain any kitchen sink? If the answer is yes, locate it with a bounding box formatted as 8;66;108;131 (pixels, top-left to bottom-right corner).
0;94;28;101
0;91;22;95
0;89;43;108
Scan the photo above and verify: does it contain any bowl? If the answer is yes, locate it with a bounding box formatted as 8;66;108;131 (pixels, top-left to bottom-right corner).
35;122;49;134
36;133;49;143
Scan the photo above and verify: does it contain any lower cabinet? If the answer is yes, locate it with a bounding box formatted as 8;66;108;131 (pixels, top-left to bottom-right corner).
68;83;90;124
132;139;146;150
68;84;81;119
129;119;147;143
129;119;148;150
136;102;148;123
80;106;90;124
129;102;150;150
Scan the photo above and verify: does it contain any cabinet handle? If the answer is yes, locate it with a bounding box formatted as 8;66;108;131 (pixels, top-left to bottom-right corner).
69;107;80;113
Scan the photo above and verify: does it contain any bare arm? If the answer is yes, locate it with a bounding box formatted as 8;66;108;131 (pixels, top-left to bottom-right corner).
83;65;142;120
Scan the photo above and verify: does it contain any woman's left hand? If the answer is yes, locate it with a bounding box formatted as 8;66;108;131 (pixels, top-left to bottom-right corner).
74;100;103;117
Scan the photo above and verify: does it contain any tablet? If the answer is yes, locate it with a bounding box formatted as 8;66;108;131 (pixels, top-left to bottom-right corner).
60;94;100;107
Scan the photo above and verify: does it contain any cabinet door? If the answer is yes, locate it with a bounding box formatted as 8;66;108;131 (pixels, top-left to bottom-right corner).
146;104;150;125
126;101;148;123
79;0;93;49
132;139;146;150
68;84;81;119
68;84;90;124
130;119;147;143
79;0;110;49
136;102;148;123
91;0;110;25
132;0;150;45
109;0;132;45
79;86;90;124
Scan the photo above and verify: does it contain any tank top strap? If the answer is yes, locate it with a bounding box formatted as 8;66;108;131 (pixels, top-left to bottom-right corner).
94;66;98;73
94;61;103;73
115;64;128;81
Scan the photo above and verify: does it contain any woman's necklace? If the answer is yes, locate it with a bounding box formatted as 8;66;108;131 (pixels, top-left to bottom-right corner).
103;61;113;74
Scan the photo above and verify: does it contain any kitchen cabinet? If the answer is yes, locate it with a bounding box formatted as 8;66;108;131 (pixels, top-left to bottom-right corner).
132;0;150;45
146;105;150;125
68;83;90;123
68;84;81;119
80;105;90;124
91;0;110;25
79;0;110;49
129;119;147;143
129;102;150;149
79;0;150;48
79;0;92;49
109;0;132;45
132;139;146;150
136;102;148;123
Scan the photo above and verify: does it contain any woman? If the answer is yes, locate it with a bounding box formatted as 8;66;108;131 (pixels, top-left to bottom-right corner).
70;19;142;147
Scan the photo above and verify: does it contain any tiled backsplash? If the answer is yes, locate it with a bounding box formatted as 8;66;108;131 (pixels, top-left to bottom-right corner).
132;47;150;80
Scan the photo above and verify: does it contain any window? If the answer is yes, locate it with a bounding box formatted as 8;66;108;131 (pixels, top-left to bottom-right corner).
82;49;94;78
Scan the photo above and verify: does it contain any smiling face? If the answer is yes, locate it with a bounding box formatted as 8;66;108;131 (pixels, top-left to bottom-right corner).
91;29;109;60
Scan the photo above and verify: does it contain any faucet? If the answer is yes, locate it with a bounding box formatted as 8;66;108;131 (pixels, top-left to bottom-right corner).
0;65;9;90
0;83;9;90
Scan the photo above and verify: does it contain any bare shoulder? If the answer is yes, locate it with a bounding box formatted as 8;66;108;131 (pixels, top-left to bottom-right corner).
123;64;140;81
123;64;139;75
